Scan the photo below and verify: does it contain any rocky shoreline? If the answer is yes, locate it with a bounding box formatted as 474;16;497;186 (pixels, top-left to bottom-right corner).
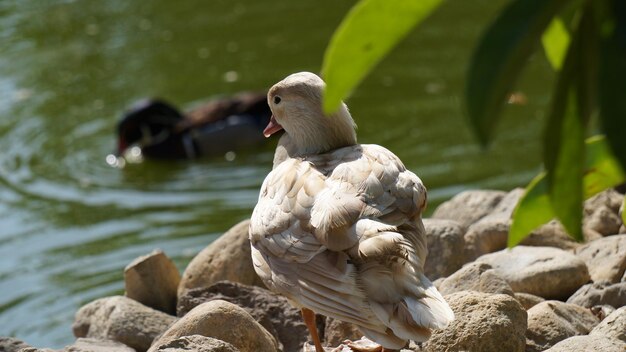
2;188;625;352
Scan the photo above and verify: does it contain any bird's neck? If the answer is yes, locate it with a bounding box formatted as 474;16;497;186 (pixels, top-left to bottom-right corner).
275;105;357;166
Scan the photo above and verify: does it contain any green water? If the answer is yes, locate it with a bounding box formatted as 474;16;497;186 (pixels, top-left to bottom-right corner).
0;0;553;348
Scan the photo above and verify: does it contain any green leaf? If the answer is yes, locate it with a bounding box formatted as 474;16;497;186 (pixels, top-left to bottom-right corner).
321;0;444;114
583;135;625;198
508;172;555;247
542;17;571;70
466;0;571;145
509;135;625;247
598;0;626;171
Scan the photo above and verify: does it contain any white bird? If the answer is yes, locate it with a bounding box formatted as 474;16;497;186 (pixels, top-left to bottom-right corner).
249;72;454;352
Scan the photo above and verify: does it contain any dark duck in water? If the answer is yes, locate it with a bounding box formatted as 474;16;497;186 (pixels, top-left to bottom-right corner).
116;92;272;159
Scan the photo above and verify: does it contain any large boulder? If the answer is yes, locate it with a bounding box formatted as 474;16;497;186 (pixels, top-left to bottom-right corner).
178;220;264;298
148;335;238;352
574;234;626;283
476;246;590;299
567;282;626;309
125;249;181;315
423;219;466;280
436;262;514;297
431;190;506;228
149;300;278;352
518;221;581;250
525;301;599;352
72;296;176;352
543;335;626;352
177;281;307;352
424;291;527;352
590;306;626;343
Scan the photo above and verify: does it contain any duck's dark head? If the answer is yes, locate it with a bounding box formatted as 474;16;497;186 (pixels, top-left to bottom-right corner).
116;99;184;155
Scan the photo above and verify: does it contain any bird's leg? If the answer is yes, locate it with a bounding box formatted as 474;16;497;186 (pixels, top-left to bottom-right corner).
301;308;324;352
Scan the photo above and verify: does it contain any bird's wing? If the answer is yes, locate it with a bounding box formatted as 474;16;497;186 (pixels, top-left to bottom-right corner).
249;155;383;331
327;144;454;340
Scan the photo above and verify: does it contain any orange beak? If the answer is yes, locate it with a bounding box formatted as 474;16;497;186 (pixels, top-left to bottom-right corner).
263;115;283;137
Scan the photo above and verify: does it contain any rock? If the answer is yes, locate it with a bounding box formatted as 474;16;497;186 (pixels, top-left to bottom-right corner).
178;220;264;299
543;335;626;352
567;282;626;309
148;335;238;352
177;281;307;352
424;291;527;352
476;246;590;299
525;300;599;352
149;300;278;352
72;295;176;352
0;337;31;352
64;338;136;352
125;249;181;315
423;219;466;279
574;234;626;283
437;262;514;297
323;318;362;348
518;221;580;250
514;292;545;310
590;305;617;321
463;189;526;260
585;206;622;236
590;306;626;342
463;219;509;262
431;190;506;228
584;189;624;216
16;348;56;352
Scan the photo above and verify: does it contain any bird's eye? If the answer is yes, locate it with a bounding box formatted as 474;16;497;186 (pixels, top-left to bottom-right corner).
273;96;281;104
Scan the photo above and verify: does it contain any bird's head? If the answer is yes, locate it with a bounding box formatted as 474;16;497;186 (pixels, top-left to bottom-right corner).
116;99;183;155
264;72;357;156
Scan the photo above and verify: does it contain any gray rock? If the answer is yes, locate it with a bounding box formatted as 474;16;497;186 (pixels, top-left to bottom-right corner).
525;300;599;352
590;306;626;343
543;335;626;352
437;262;514;297
423;219;466;280
424;291;527;352
514;292;545;310
0;337;31;352
16;348;56;352
149;335;238;352
574;234;626;283
125;249;181;315
178;220;264;299
72;296;176;352
431;190;506;228
177;281;307;352
149;300;278;352
567;282;626;309
64;338;136;352
476;246;590;299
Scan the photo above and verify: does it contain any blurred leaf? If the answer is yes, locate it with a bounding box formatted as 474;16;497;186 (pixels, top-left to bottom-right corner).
509;135;625;247
543;8;597;242
466;0;571;145
508;172;555;247
321;0;444;114
542;17;571;70
598;0;626;170
583;135;625;197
